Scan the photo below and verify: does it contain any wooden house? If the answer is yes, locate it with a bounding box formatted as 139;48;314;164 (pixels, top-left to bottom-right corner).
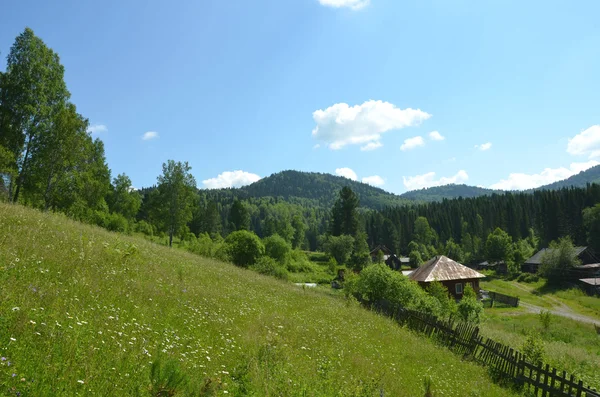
522;246;598;273
370;245;402;270
409;255;486;299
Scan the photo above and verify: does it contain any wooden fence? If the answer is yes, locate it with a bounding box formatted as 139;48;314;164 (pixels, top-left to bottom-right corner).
366;299;599;397
488;290;520;307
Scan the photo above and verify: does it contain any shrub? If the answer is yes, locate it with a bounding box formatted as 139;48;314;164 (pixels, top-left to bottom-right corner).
250;257;289;280
263;234;291;263
225;230;265;267
457;285;484;324
427;281;457;319
106;212;129;233
538;310;552;331
135;220;154;236
323;235;354;265
521;332;545;365
517;273;540;283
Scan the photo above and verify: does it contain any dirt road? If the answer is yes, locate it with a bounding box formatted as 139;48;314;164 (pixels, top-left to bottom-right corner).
520;301;600;326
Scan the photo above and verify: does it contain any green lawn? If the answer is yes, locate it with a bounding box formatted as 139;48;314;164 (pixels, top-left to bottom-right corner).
0;203;520;396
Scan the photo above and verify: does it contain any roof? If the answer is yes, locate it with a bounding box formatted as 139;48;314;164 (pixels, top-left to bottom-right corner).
370;245;394;256
401;270;414;276
576;263;600;269
525;247;588;265
399;257;410;263
409;255;486;282
579;278;600;287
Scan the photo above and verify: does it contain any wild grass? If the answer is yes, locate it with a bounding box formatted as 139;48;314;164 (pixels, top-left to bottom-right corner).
0;203;519;396
481;308;600;387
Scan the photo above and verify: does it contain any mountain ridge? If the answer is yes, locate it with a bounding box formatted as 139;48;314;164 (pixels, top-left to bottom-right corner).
204;166;600;206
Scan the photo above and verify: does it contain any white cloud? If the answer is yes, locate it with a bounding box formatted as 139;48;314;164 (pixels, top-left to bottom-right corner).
312;100;431;150
360;141;383;151
429;131;445;141
202;170;261;189
475;142;492;151
362;175;385;186
318;0;369;10
489;161;600;190
335;167;358;181
403;170;469;190
142;131;159;141
567;125;600;158
400;136;425;151
88;124;107;135
313;144;321;149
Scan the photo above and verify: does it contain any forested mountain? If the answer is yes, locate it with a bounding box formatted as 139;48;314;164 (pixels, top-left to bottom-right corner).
400;184;501;202
535;165;600;191
204;170;412;210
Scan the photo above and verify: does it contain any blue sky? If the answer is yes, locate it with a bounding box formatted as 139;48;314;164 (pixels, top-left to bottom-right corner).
2;0;600;194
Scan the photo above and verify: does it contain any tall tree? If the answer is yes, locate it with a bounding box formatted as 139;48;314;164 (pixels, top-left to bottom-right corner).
108;173;142;220
485;227;513;263
1;28;70;203
330;187;360;237
583;204;600;252
155;160;197;247
228;199;250;232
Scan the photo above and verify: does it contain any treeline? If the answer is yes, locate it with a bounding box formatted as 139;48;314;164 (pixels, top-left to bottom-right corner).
3;28;600;271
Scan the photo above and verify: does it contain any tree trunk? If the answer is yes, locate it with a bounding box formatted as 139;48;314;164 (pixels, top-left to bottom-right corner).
13;135;32;203
169;231;173;247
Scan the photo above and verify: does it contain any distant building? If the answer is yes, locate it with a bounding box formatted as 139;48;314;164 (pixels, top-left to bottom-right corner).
522;246;598;273
369;245;402;270
409;255;486;299
578;278;600;296
476;261;507;274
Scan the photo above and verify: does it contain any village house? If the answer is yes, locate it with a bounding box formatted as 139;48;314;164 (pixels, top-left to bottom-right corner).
522;246;598;273
369;245;402;270
409;255;486;299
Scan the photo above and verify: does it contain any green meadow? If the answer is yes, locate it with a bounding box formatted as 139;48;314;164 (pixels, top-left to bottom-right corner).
0;203;520;396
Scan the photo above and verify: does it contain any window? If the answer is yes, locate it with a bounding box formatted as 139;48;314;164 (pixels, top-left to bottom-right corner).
455;283;463;295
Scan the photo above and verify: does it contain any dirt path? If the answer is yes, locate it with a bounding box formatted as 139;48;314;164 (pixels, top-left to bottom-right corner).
520;302;600;326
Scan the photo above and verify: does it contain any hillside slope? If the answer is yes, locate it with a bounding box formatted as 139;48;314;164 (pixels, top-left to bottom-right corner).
0;203;516;396
400;184;502;202
203;170;412;209
535;165;600;191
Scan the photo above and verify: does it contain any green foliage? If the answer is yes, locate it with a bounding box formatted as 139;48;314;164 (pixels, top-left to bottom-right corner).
135;220;155;236
375;249;384;264
108;173;142;220
228;199;250;232
413;216;436;246
105;212;129;233
323;234;354;265
330;186;360;237
250;256;289;280
538;310;552;331
225;230;265;267
457;285;484;324
583;203;600;252
148;357;188;396
263;234;291;264
423;375;434;397
485;228;513;263
349;231;371;272
427;281;457;319
409;250;423;268
352;264;443;316
154;160;197;247
538;237;581;284
516;273;539;283
521;332;545;366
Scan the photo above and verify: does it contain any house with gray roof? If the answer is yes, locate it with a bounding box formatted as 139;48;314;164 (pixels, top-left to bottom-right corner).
522;246;597;273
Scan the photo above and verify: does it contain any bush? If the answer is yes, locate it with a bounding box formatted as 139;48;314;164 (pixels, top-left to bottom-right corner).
457;285;484;324
106;212;129;233
225;230;265;267
250;257;288;280
135;220;154;236
517;273;539;283
323;235;354;265
285;250;314;273
263;235;291;263
353;263;443;316
538;310;552;331
427;281;457;319
521;332;545;365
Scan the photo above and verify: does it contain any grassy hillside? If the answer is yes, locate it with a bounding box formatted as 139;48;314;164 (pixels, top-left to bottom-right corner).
0;203;518;396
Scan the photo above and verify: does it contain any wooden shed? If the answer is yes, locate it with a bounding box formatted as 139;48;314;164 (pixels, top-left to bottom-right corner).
409;255;486;299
